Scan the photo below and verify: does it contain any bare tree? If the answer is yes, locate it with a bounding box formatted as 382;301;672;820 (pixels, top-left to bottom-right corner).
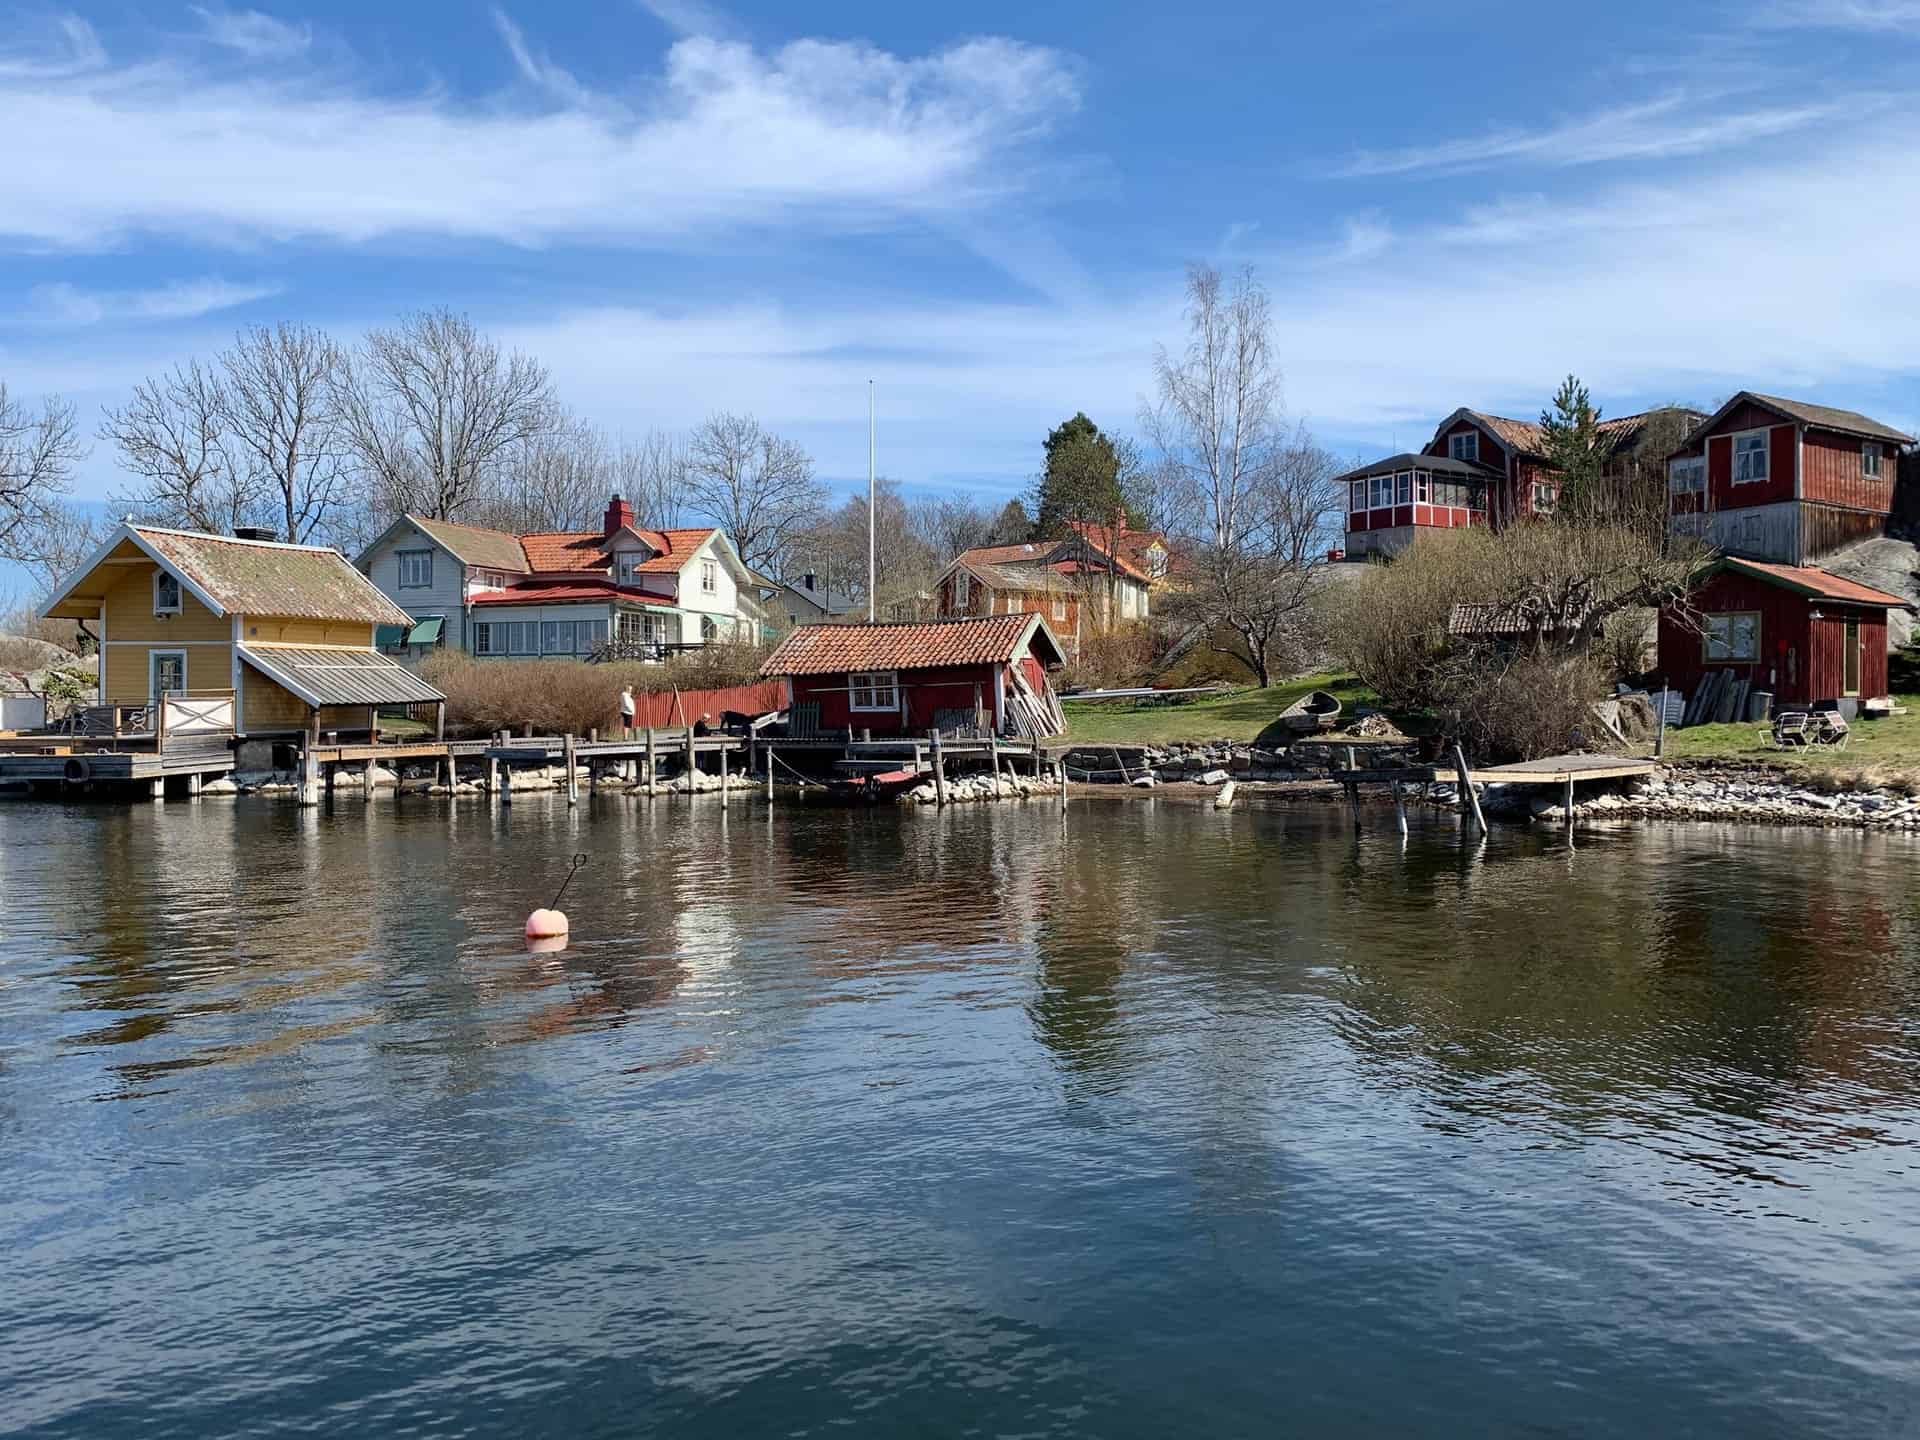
0;382;85;571
335;308;557;522
223;323;351;543
683;412;825;571
102;361;260;535
909;492;1000;563
614;429;689;530
469;415;613;533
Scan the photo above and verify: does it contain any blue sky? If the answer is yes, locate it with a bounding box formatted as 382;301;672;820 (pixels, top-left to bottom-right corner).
4;0;1919;536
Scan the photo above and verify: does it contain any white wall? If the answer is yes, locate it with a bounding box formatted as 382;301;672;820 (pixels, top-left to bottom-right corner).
675;537;753;642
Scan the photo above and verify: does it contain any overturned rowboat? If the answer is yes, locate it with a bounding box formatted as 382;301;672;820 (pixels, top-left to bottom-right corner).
1280;690;1343;734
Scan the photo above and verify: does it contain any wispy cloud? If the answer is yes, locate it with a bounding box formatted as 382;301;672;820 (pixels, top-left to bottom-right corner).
0;20;1081;250
1751;0;1920;28
1334;93;1847;178
635;0;739;40
490;8;592;105
190;6;313;60
0;14;106;79
25;277;281;326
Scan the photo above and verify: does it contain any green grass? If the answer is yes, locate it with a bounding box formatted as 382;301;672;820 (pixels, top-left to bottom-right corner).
1061;672;1381;744
1659;692;1920;779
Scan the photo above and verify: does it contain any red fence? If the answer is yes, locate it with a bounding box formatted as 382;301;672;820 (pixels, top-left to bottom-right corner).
628;680;786;728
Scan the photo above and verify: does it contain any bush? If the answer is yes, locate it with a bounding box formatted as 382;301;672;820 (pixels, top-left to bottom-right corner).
1062;625;1161;691
1444;650;1612;761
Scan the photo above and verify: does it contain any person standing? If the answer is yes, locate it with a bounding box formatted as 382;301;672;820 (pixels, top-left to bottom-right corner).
619;685;637;739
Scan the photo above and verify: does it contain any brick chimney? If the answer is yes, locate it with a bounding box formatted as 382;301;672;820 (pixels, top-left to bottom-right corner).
603;493;635;537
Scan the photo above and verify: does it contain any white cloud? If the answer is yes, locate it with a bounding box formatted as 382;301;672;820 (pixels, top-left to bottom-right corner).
1752;0;1920;27
190;6;313;59
0;14;106;78
25;277;281;326
635;0;740;40
0;22;1082;250
1334;93;1849;177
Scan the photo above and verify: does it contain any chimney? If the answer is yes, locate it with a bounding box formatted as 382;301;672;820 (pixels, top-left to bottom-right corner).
233;525;278;542
802;571;817;592
603;493;635;537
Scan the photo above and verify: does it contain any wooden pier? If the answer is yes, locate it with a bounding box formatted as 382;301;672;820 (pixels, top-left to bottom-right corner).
1328;750;1658;837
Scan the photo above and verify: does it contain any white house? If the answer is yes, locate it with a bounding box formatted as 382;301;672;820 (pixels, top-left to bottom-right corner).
355;496;761;662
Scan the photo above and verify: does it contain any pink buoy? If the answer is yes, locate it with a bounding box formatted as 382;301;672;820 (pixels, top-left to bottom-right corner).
525;908;569;939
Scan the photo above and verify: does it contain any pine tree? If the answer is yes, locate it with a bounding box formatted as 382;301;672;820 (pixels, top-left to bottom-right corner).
1033;413;1125;539
1538;374;1605;518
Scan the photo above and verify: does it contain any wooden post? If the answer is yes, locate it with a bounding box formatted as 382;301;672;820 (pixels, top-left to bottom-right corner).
1057;757;1067;810
564;733;579;806
325;762;337;796
719;744;730;806
766;743;775;800
1563;773;1575;828
930;728;947;806
486;754;499;797
435;702;445;741
647;729;658;797
1654;687;1667;759
185;772;202;797
440;754;454;792
685;723;697;784
155;695;169;751
298;745;319;807
148;776;165;802
362;758;375;801
1452;742;1486;834
1391;780;1407;838
370;706;380;744
500;761;512;807
989;737;1001;790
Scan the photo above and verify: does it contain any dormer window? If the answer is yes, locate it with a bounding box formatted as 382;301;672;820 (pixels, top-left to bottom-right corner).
153;570;182;615
1449;430;1479;463
615;551;645;585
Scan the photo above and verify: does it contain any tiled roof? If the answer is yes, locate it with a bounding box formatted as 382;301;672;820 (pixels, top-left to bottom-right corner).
1455;408;1683;460
407;516;529;573
761;614;1046;675
1720;557;1914;608
239;644;446;707
1742;393;1912;444
137;526;413;625
633;528;721;574
469;581;675;608
1064;519;1164;580
957;541;1063;568
520;531;614;573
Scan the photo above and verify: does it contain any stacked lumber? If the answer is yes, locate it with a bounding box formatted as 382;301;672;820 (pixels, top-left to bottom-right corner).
1005;668;1066;740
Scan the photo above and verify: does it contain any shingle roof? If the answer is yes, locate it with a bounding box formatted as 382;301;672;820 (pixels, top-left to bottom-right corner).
761;614;1056;676
239;644;446;707
1742;393;1912;445
1720;557;1914;608
136;526;413;625
406;516;529;573
953;557;1076;593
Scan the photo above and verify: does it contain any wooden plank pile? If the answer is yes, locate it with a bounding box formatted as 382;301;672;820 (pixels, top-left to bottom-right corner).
1006;669;1066;740
1680;670;1758;727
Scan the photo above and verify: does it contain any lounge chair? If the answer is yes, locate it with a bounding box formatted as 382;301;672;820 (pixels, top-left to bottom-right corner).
1763;712;1812;747
1812;711;1851;749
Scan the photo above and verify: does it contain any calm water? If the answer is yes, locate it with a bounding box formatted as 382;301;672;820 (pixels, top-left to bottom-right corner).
4;793;1920;1438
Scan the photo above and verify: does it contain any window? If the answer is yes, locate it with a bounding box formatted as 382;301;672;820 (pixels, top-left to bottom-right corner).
1733;430;1769;484
1669;456;1706;495
1147;546;1168;578
1532;482;1556;514
1843;618;1861;695
473;623;497;655
1369;474;1394;509
149;649;187;700
615;552;645;585
1863;442;1882;479
1395;471;1412;505
468;569;507;593
1052;594;1067;621
543;620;587;655
1414;472;1431;503
954;570;971;608
506;621;538;655
1702;612;1760;663
584;619;608;652
152;570;181;615
397;549;433;588
1449;430;1479;463
701;560;718;593
700;614;719;642
849;671;898;711
1349;480;1366;514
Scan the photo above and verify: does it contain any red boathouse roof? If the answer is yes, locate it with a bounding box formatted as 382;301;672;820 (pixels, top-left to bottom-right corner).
761;614;1065;676
1715;557;1912;609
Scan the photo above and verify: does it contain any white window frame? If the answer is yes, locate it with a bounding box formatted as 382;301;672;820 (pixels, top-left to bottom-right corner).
397;549;434;589
149;648;188;700
848;670;899;712
507;620;538;656
700;559;718;593
1449;430;1479;463
1532;481;1556;514
615;552;645;585
473;622;496;656
1669;456;1706;495
1369;474;1394;509
954;570;971;608
1414;472;1431;504
1863;442;1882;479
1349;480;1366;516
152;570;182;616
1394;471;1413;505
1702;612;1761;663
1052;594;1068;621
1732;429;1769;485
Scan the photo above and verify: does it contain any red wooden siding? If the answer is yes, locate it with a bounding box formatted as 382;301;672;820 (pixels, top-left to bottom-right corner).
1802;430;1894;512
791;663;1004;736
1424;420;1500;465
1657;569;1890;706
628;680;787;728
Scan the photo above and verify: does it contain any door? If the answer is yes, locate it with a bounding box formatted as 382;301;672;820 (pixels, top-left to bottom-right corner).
1843;618;1861;696
150;649;187;701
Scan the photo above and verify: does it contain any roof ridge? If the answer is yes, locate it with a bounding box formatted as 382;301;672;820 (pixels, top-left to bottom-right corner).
131;523;342;554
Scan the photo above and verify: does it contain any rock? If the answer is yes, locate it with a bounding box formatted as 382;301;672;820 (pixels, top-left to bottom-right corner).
199;776;238;794
1199;768;1231;785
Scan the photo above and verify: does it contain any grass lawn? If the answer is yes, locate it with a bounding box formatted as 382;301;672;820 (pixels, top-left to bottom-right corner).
1060;673;1381;745
1659;693;1920;781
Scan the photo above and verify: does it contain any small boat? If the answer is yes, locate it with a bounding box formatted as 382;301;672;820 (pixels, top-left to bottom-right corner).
1280;690;1342;734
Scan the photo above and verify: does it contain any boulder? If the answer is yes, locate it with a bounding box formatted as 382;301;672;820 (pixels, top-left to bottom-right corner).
1199;768;1231;785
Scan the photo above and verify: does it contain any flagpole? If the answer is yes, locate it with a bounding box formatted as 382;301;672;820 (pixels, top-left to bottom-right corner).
867;379;876;623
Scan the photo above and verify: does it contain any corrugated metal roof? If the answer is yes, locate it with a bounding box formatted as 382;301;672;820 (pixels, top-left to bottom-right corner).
761;614;1058;676
1719;557;1914;608
240;645;446;707
137;527;413;625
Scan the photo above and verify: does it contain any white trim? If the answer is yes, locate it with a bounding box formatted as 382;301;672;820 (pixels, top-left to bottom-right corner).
104;639;229;646
152;569;183;615
149;648;189;702
848;670;900;712
1731;428;1771;484
39;523;229;620
232;614;245;735
129;523;340;554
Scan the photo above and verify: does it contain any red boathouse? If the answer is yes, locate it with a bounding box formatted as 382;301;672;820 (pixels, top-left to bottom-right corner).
760;613;1067;738
1656;557;1910;711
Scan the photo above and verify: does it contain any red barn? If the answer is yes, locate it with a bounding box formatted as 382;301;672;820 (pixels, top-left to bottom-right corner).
1656;557;1910;711
761;614;1067;737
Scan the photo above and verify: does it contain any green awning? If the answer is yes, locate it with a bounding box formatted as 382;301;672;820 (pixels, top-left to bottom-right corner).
374;624;406;648
406;617;444;645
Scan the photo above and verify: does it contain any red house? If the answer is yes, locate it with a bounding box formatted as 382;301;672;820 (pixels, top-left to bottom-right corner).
761;614;1067;738
1666;392;1913;564
1656;557;1910;712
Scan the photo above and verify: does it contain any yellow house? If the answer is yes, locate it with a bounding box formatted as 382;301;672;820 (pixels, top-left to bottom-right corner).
42;523;445;738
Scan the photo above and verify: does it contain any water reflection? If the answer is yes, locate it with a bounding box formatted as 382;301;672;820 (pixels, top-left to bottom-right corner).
3;793;1920;1437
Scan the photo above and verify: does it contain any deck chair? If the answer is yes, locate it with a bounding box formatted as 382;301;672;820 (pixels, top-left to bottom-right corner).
1812;710;1851;749
1763;712;1812;747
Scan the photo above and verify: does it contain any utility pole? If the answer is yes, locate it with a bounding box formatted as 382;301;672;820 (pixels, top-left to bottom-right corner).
867;379;876;623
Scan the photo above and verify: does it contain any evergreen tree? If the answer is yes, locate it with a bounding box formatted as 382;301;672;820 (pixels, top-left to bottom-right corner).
1033;413;1126;538
1538;374;1605;517
988;496;1033;545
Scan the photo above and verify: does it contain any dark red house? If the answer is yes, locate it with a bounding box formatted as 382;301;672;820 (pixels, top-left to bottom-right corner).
760;613;1067;737
1667;392;1913;564
1656;557;1909;711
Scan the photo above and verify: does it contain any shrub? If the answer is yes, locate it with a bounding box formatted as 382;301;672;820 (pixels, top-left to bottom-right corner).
1443;650;1612;761
1062;625;1161;691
